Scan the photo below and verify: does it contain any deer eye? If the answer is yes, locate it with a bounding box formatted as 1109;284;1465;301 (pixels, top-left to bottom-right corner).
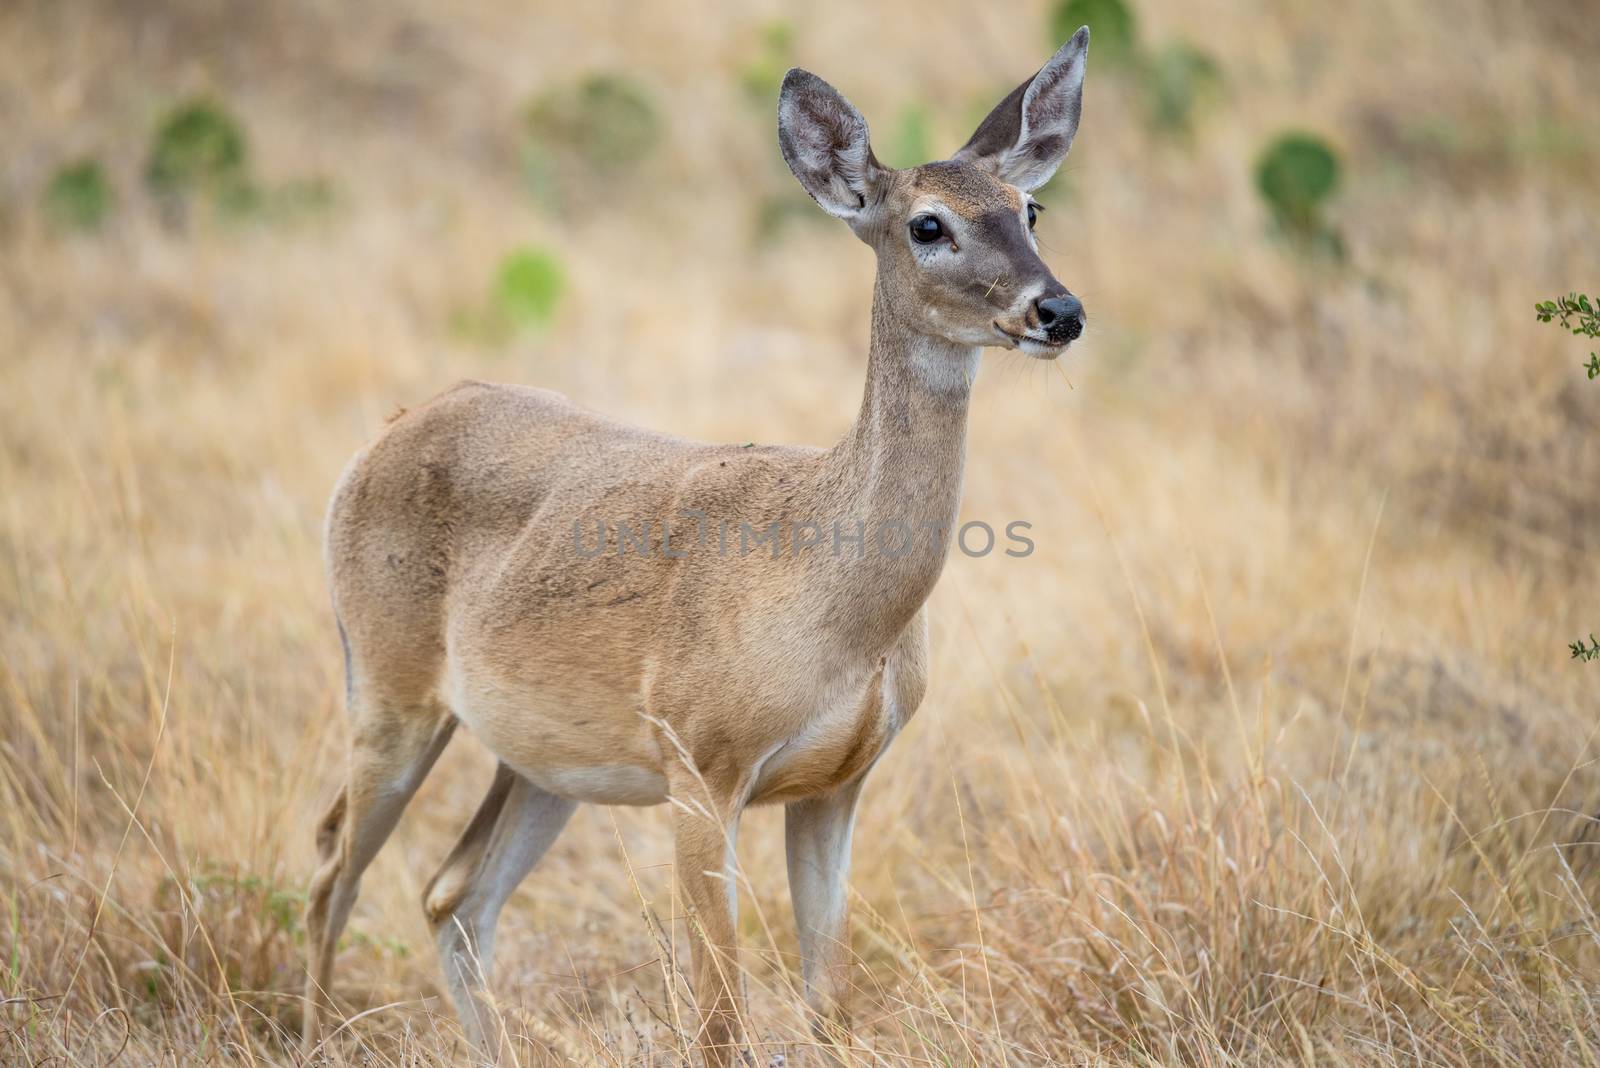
909;215;944;244
1026;202;1041;230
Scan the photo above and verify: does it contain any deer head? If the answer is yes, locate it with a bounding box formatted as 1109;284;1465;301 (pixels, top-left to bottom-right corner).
778;28;1091;358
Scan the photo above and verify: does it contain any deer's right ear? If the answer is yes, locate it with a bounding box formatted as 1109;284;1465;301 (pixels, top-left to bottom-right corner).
778;69;886;225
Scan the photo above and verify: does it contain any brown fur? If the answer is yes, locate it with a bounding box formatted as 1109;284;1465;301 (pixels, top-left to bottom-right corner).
303;30;1091;1066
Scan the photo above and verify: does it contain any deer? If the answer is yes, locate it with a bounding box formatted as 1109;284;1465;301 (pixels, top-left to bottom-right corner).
302;28;1091;1066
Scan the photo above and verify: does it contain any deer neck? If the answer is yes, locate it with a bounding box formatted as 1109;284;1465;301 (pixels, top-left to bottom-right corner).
811;278;978;643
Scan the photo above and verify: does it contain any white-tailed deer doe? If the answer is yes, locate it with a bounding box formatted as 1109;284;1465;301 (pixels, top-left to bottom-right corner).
305;29;1090;1065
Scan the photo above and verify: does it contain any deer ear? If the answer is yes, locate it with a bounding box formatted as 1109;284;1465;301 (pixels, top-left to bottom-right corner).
955;27;1089;192
778;68;887;224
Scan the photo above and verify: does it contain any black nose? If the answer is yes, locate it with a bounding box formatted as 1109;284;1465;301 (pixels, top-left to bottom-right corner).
1035;294;1084;342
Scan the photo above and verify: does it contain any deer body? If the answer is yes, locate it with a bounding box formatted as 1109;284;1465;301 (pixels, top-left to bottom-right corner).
305;30;1091;1065
335;345;946;814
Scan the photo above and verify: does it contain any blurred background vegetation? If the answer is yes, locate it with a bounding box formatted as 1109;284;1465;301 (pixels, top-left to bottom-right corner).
3;0;1600;1064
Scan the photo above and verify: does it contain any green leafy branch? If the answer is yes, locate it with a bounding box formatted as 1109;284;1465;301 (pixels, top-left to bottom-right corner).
1539;291;1598;663
1535;292;1600;379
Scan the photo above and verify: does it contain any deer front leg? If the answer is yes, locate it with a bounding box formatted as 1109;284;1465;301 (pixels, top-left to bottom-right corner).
785;777;866;1047
672;787;744;1068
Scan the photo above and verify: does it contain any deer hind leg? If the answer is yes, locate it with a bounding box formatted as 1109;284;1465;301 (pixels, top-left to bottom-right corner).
424;764;576;1058
302;701;456;1045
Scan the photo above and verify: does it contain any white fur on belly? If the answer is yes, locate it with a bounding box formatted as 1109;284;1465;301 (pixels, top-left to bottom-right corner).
518;763;669;806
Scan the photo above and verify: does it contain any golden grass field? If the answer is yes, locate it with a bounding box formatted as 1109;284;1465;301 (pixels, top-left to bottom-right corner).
4;0;1600;1063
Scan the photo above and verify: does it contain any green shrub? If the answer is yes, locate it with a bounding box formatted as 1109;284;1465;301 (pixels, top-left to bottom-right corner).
456;247;569;343
144;97;337;226
211;177;337;224
1046;1;1224;143
1049;0;1136;66
753;190;829;244
42;159;112;231
884;103;932;170
1536;292;1600;379
1145;41;1222;136
1539;293;1599;658
740;21;795;105
265;176;338;221
494;247;566;329
1255;132;1341;244
146;99;248;197
520;143;560;210
527;74;661;173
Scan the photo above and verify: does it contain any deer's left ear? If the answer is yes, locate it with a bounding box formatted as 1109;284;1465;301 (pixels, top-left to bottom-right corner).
955;27;1089;192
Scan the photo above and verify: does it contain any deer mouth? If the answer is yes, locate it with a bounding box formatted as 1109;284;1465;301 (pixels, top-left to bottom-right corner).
992;322;1069;360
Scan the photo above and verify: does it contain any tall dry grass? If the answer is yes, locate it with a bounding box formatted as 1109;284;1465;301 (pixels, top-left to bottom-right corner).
3;0;1600;1063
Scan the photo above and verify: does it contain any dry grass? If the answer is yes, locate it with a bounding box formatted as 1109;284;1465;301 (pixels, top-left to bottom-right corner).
4;0;1600;1064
